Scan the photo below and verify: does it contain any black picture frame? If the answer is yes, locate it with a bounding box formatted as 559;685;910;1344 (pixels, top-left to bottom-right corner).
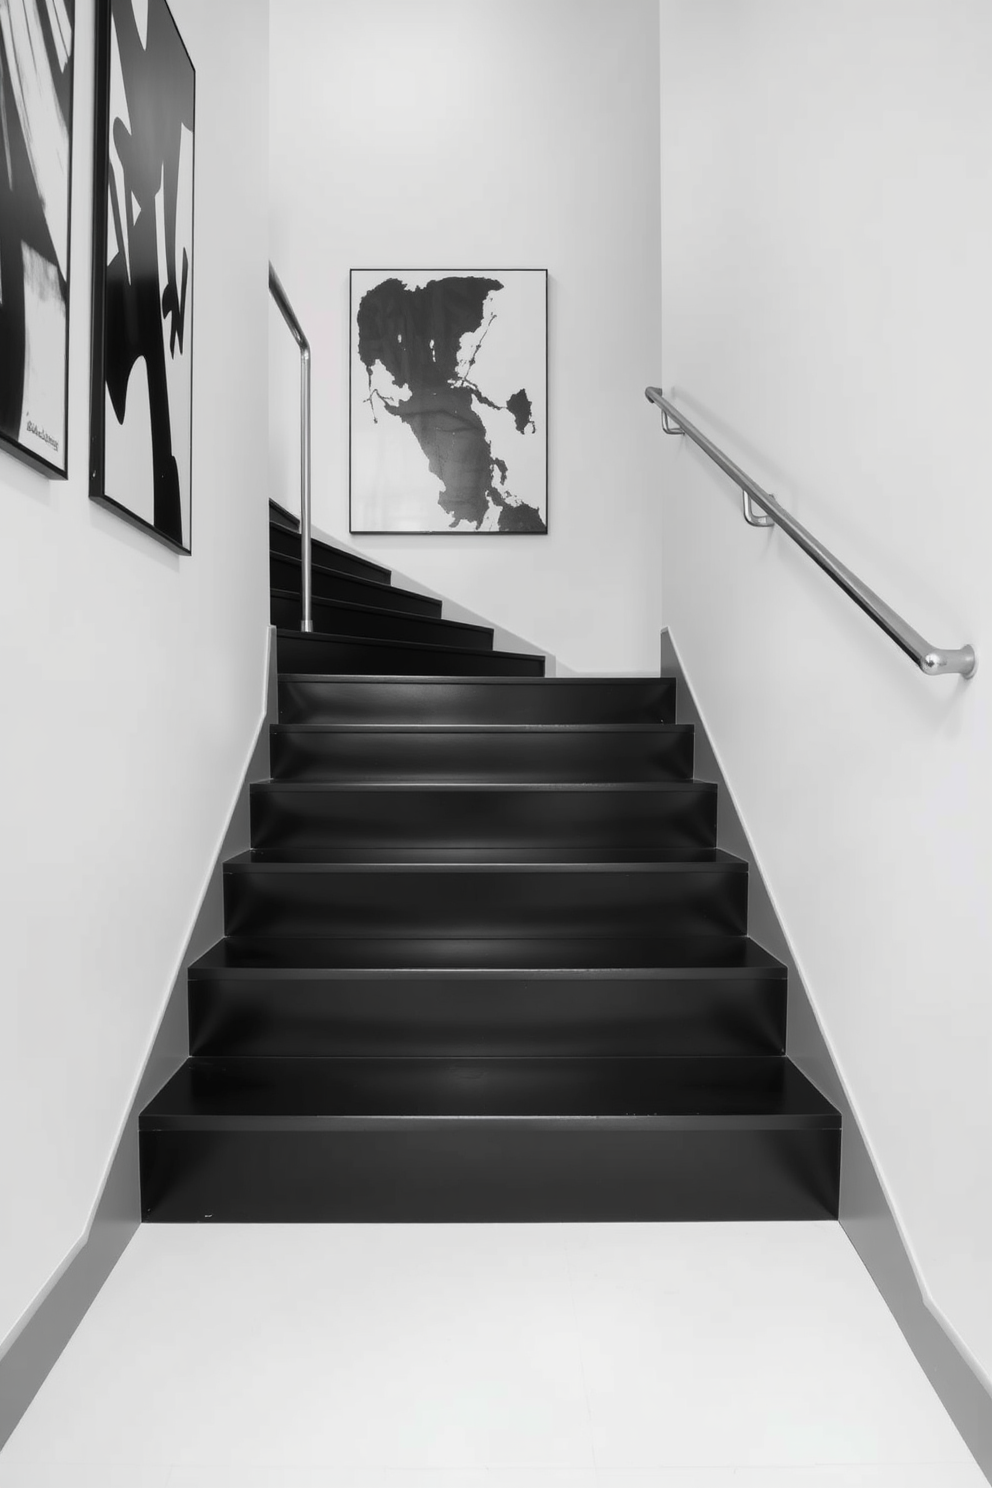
0;0;76;480
90;0;196;555
349;268;549;536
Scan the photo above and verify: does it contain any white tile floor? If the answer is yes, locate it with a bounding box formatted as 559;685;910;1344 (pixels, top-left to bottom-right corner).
0;1223;984;1488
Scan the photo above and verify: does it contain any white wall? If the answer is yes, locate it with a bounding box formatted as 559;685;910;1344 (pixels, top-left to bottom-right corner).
658;0;992;1387
0;0;271;1355
269;0;663;674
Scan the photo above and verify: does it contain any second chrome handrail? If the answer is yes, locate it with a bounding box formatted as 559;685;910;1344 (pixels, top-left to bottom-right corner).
646;387;976;679
269;265;312;634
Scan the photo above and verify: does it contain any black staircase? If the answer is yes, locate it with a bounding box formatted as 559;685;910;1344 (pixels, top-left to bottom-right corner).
139;508;841;1221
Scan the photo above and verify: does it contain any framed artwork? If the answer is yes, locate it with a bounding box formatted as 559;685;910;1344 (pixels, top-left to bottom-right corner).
0;0;76;479
350;268;548;534
90;0;195;554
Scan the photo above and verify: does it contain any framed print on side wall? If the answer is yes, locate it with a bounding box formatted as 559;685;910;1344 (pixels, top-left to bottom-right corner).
0;0;76;479
350;268;548;534
90;0;195;554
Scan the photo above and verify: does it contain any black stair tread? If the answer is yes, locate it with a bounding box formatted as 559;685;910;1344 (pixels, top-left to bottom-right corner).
190;935;786;975
270;589;491;641
269;723;692;735
277;632;540;667
246;847;726;864
268;726;696;785
253;779;710;791
224;848;747;874
277;676;673;724
278;674;660;686
142;1056;837;1127
271;555;442;614
270;524;392;583
277;643;544;678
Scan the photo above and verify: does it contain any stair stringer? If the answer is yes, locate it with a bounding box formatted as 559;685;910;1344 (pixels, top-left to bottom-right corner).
660;627;992;1477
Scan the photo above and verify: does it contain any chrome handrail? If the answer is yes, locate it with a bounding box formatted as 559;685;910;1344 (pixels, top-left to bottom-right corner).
269;265;312;633
646;387;976;679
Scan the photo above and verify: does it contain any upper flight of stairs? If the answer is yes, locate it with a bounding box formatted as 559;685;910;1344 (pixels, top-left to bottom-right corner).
138;504;841;1222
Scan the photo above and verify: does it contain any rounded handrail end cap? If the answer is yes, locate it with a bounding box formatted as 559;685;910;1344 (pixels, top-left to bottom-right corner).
920;647;977;678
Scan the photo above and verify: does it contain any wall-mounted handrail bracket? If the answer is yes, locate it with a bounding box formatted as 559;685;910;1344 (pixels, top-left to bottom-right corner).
645;385;976;680
269;264;313;634
742;489;774;528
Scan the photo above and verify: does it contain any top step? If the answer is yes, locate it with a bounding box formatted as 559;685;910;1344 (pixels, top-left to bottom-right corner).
269;523;392;587
268;499;300;533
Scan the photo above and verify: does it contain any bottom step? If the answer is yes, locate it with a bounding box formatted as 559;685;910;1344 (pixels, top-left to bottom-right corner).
140;1056;840;1222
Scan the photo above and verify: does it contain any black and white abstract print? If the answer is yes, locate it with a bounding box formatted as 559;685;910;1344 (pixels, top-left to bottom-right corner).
351;269;548;534
0;0;74;477
93;0;194;551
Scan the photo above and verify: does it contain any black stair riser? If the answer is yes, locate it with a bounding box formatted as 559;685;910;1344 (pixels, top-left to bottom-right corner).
250;784;717;852
140;1125;839;1222
276;634;545;677
269;524;391;584
268;727;694;784
278;678;674;725
270;594;494;651
188;973;786;1057
223;863;748;938
270;555;442;618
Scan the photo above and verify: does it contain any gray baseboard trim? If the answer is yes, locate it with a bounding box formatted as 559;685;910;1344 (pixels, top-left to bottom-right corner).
0;1191;137;1457
0;628;278;1455
661;627;992;1483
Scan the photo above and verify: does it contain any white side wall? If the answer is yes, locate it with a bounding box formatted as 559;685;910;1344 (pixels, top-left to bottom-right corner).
0;0;270;1355
658;0;992;1386
269;0;663;674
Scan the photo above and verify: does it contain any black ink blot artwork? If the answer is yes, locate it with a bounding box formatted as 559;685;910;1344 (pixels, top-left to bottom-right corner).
350;270;548;534
90;0;195;553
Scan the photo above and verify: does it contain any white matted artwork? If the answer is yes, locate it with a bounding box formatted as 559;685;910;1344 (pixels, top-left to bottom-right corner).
350;269;548;534
0;0;76;479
